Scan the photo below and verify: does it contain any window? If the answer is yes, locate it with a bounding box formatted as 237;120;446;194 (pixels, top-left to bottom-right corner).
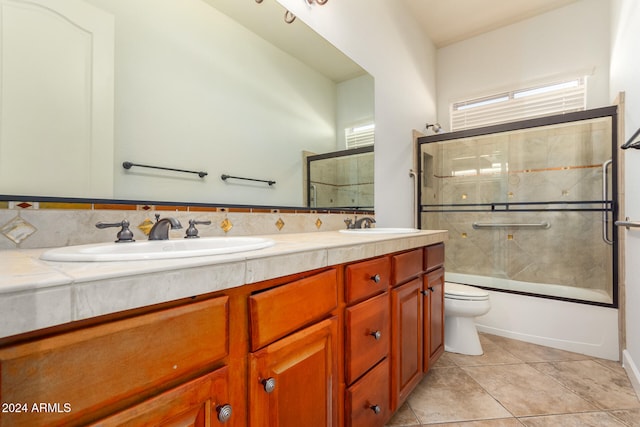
345;123;375;149
450;77;586;131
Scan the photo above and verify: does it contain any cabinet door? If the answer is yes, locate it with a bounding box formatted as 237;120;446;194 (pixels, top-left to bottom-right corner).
249;317;338;427
390;278;423;411
424;267;445;372
91;367;231;426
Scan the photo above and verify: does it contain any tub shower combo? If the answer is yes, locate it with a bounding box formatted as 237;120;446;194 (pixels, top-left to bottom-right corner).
418;107;618;309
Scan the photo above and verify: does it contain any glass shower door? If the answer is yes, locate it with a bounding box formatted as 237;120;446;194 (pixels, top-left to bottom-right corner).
419;108;617;306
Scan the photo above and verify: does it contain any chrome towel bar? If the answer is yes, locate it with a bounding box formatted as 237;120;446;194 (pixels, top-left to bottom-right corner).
472;222;550;229
123;161;207;178
221;174;276;186
615;219;640;229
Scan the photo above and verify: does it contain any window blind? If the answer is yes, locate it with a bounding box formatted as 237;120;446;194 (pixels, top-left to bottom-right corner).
345;123;375;149
451;78;586;131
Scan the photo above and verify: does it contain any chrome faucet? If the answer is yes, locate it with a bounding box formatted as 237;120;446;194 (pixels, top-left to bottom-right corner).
148;215;182;240
345;216;376;229
354;216;376;229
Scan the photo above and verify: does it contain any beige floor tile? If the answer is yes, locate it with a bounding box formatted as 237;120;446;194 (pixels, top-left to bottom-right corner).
461;363;596;416
519;411;628;426
609;408;640;426
445;339;523;367
427;419;524;426
385;402;420;427
483;335;589;362
407;367;512;424
530;359;640;410
435;350;460;367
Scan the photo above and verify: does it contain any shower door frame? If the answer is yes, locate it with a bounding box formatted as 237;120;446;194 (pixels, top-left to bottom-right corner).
416;106;619;308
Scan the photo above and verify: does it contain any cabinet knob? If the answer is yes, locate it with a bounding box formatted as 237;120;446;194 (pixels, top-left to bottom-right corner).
370;274;381;283
428;286;435;292
262;377;276;393
370;405;381;414
216;404;232;423
421;290;429;296
370;330;382;340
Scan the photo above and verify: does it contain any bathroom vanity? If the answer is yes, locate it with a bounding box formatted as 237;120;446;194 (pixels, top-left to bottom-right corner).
0;230;446;427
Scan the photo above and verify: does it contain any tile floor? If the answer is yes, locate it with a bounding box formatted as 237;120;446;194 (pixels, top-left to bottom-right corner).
386;333;640;426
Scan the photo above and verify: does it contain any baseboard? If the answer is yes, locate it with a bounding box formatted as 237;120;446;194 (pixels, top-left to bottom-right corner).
623;349;640;399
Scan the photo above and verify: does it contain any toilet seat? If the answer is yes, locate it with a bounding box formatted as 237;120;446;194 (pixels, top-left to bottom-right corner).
445;282;489;301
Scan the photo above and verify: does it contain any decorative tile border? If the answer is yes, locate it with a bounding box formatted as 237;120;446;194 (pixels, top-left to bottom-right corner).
0;200;373;249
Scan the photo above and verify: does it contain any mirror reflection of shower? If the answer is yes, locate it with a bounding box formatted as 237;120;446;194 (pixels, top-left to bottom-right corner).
306;146;374;210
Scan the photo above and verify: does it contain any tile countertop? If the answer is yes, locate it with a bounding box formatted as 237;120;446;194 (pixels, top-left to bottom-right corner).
0;230;447;339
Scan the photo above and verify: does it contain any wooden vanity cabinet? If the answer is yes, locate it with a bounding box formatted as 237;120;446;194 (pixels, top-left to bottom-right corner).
0;296;230;427
249;317;338;427
343;257;391;427
390;278;423;410
0;242;446;427
389;245;446;411
424;267;445;372
248;269;339;427
423;243;445;372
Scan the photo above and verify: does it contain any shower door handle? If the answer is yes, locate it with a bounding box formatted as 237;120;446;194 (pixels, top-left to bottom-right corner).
602;159;613;245
410;169;418;229
310;184;317;208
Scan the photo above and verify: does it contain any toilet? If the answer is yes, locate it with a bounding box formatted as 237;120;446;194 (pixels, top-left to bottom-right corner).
444;282;491;355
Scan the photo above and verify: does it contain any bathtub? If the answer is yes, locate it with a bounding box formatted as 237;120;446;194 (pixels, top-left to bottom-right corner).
446;273;620;360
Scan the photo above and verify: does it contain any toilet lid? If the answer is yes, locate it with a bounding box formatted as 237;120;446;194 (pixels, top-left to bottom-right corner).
445;282;489;300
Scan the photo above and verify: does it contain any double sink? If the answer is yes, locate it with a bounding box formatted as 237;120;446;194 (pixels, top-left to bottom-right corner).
40;227;419;262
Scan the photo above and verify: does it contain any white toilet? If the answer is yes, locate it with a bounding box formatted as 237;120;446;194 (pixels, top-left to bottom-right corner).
444;282;491;355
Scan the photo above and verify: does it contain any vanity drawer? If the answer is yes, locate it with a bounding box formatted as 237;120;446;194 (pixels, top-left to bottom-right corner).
425;243;445;271
345;257;390;304
392;248;424;285
345;358;390;427
0;296;229;427
345;292;390;384
249;269;337;351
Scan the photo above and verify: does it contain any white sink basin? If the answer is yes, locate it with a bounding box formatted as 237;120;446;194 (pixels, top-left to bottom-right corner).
40;237;275;262
339;227;420;234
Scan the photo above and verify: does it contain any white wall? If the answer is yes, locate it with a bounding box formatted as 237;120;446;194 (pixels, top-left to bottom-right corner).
610;0;640;395
437;0;611;128
336;74;375;150
278;0;437;226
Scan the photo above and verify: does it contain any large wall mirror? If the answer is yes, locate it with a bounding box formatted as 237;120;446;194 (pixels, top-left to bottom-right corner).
0;0;374;209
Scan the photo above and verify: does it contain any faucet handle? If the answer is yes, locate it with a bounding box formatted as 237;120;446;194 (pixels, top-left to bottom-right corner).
185;219;212;238
96;220;135;243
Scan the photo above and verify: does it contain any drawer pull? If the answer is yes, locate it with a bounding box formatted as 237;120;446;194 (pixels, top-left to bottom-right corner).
371;274;381;283
370;330;382;340
262;377;276;393
370;405;381;414
216;404;232;423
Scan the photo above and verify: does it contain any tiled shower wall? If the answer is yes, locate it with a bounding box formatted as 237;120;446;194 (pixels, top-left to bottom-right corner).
421;117;613;298
0;201;368;250
309;152;374;208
